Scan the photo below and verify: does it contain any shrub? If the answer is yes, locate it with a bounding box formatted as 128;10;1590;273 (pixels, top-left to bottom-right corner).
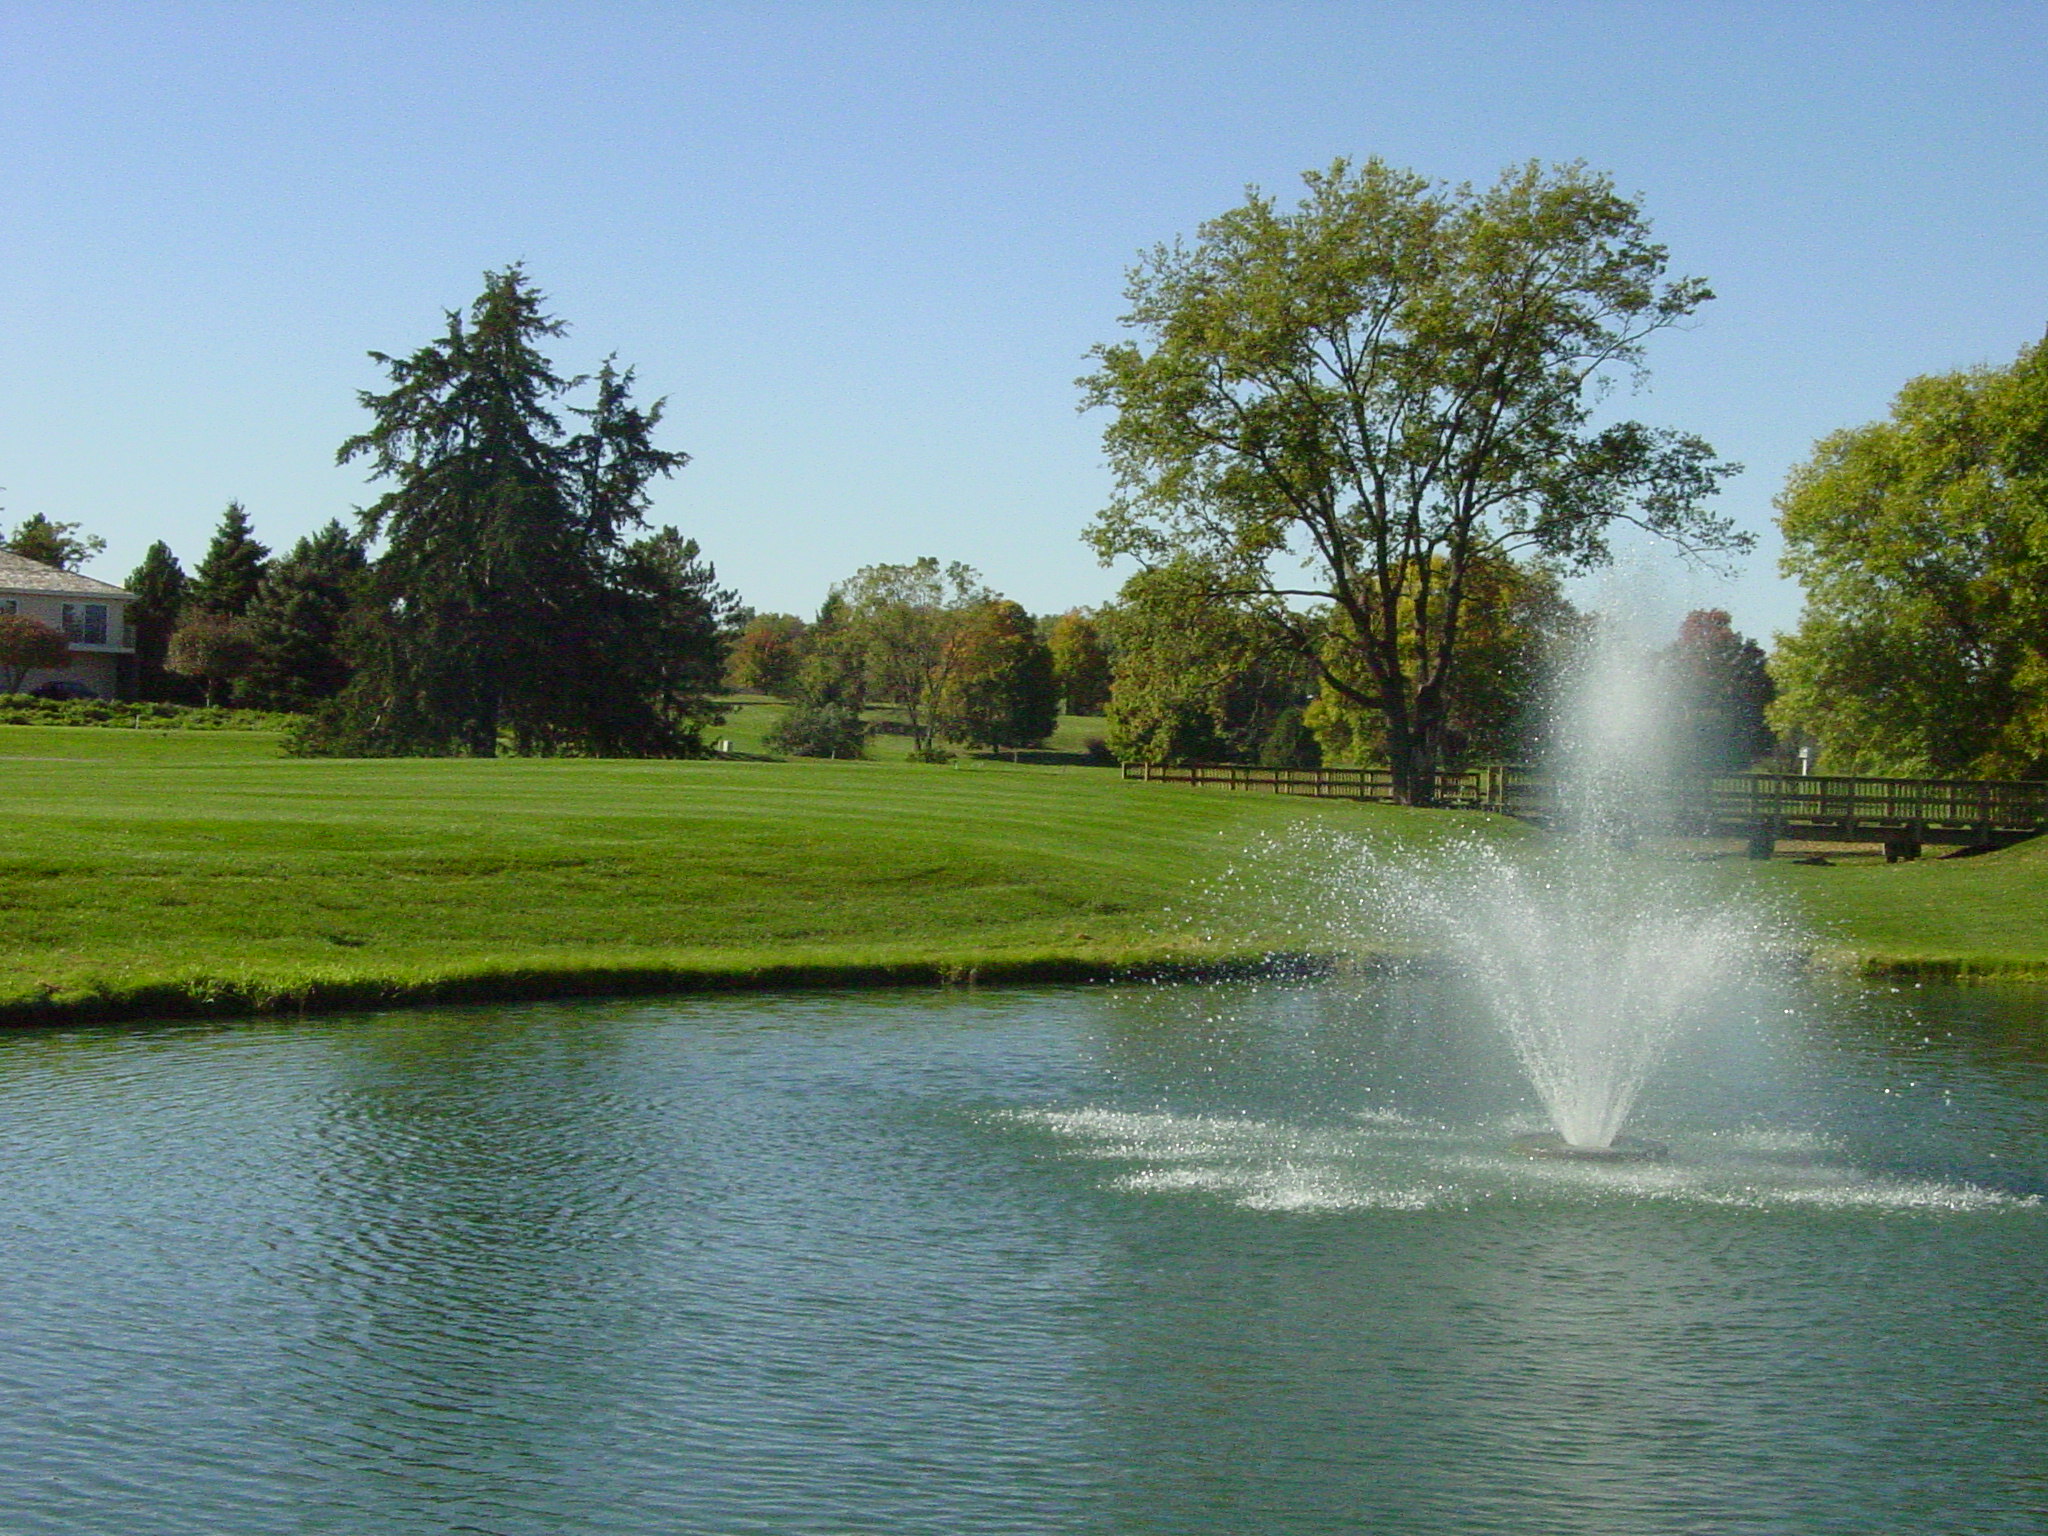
764;700;869;759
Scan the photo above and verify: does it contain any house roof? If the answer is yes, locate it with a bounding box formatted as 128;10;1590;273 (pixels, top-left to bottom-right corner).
0;551;133;600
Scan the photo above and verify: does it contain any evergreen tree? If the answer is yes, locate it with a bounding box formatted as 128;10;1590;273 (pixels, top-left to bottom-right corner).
125;541;193;701
188;502;271;616
4;513;104;571
238;521;368;711
615;526;740;745
311;267;696;757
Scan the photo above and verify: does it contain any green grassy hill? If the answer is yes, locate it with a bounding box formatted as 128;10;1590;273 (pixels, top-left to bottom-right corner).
0;725;1481;1022
5;722;2046;1024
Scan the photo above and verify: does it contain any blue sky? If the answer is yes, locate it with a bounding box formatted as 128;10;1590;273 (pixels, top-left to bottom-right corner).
2;2;2043;642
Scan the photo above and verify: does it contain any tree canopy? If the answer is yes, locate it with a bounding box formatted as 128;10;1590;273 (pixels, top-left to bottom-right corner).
125;541;191;701
4;513;104;572
1083;158;1742;800
187;502;271;616
832;558;991;755
0;614;69;693
306;266;713;757
238;521;368;711
1770;334;2048;777
935;599;1058;755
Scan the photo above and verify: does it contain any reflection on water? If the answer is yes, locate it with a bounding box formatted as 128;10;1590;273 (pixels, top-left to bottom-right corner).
0;978;2043;1534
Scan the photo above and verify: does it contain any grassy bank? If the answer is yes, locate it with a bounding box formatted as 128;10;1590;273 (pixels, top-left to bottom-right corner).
1756;837;2048;981
0;725;1475;1025
7;723;2048;1027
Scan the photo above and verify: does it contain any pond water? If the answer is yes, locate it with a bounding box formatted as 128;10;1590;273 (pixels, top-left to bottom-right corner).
0;975;2044;1535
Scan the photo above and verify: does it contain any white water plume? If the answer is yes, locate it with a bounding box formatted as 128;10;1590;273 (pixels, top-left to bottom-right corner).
1386;840;1761;1148
1256;616;1777;1151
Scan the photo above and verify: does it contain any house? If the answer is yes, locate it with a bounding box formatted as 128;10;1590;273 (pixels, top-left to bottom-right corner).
0;551;136;699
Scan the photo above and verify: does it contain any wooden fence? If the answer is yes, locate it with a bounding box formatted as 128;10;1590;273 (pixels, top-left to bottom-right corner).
1122;761;2048;852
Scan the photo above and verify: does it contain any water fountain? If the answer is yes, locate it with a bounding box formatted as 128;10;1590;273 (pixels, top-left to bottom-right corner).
1361;619;1767;1160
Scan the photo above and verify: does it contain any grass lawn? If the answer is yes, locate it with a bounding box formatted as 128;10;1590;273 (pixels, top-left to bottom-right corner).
1754;838;2048;979
6;721;2047;1023
0;724;1484;1022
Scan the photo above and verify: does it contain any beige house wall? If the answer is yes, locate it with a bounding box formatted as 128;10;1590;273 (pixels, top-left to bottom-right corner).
0;590;133;699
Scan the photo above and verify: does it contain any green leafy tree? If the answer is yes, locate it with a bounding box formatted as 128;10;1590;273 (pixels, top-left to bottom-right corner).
1661;609;1774;772
833;558;991;754
124;541;194;701
166;612;258;706
1083;158;1743;802
238;521;368;711
1100;562;1311;765
1303;555;1579;765
725;613;810;696
936;599;1059;756
0;614;70;692
3;513;105;571
311;266;698;757
187;502;271;617
1047;609;1112;715
1770;334;2048;776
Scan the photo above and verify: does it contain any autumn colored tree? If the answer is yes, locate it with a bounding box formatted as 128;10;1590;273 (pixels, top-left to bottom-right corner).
936;600;1059;755
725;613;810;696
1662;609;1774;772
0;614;70;693
1047;609;1111;715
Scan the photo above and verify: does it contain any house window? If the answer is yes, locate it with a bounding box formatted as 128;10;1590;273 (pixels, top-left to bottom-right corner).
0;599;14;615
62;604;108;644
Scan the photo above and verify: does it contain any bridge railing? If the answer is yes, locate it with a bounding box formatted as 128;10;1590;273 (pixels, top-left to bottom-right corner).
1122;762;2048;831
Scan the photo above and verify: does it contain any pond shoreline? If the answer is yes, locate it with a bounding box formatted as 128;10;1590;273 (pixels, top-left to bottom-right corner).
5;944;2045;1029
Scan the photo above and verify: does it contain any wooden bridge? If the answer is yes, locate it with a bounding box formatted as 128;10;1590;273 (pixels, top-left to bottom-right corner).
1121;762;2048;860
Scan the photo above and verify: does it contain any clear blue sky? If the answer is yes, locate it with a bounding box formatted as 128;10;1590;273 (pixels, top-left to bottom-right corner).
3;2;2044;642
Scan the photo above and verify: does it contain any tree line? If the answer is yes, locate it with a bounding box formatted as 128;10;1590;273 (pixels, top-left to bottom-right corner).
7;158;2030;781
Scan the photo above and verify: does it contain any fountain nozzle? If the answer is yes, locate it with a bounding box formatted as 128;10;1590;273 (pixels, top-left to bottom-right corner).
1512;1132;1670;1163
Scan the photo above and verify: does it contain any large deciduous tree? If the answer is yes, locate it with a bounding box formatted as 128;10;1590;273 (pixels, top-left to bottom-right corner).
833;558;991;755
1302;553;1580;765
1100;561;1314;766
1662;609;1774;773
935;599;1059;756
1047;609;1111;715
1770;335;2048;777
1083;158;1743;802
311;266;708;756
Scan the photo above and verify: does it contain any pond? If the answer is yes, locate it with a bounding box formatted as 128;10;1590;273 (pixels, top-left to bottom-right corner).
0;975;2043;1534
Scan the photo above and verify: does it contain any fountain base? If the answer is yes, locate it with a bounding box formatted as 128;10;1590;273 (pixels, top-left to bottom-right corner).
1511;1132;1670;1163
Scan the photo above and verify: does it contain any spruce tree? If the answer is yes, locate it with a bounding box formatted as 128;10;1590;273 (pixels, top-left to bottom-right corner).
188;502;270;616
239;522;368;711
125;541;191;700
314;266;694;756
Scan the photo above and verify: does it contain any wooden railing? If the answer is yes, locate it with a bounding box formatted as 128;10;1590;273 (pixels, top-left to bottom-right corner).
1122;761;2048;834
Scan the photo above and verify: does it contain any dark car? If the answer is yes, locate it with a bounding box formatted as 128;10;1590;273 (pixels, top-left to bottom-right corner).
29;680;98;701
